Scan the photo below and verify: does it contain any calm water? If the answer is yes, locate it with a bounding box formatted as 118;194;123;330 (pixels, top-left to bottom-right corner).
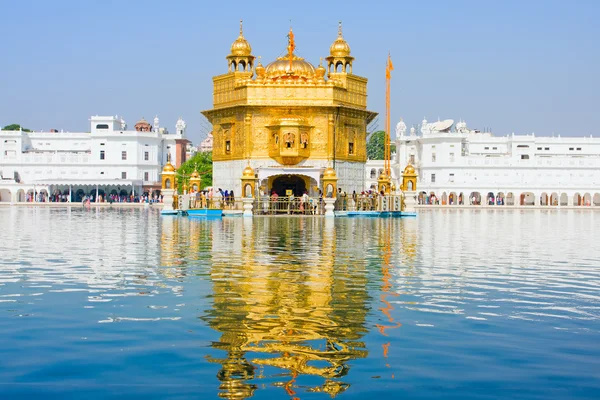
0;207;599;399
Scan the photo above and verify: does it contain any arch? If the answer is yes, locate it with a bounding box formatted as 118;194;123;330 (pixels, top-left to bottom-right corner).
370;168;376;179
429;191;438;205
550;192;559;206
520;192;535;206
0;189;12;202
458;192;464;205
335;61;344;73
346;62;352;74
593;193;600;206
573;193;582;206
238;60;246;71
378;168;384;177
192;183;199;192
244;183;252;197
230;60;237;72
496;192;505;205
441;192;448;205
506;192;514;205
560;193;568;206
119;189;129;197
271;175;307;197
16;189;25;202
406;181;413;191
418;191;427;205
487;192;495;205
583;193;592;206
39;188;49;202
540;192;549;206
165;178;171;189
469;191;481;205
449;192;456;205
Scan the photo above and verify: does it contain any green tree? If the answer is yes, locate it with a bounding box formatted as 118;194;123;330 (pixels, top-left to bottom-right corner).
367;130;396;160
3;124;31;132
177;151;213;189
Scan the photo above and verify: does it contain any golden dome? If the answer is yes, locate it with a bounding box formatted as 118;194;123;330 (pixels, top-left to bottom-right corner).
323;167;337;178
190;170;200;178
329;22;351;57
264;55;316;81
163;162;175;173
403;164;416;174
242;164;254;178
230;20;252;56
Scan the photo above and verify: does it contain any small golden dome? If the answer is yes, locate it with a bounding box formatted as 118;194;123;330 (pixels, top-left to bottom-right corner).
403;164;416;174
255;58;265;78
163;162;175;173
329;22;351;57
378;170;389;179
230;20;252;56
315;59;326;80
242;164;254;178
264;55;316;81
323;167;337;178
190;170;200;178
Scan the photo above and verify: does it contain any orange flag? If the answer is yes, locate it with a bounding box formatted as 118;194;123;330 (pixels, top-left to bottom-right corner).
386;54;394;79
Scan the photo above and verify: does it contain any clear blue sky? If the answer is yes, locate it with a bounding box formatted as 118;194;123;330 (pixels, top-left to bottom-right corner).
1;0;598;144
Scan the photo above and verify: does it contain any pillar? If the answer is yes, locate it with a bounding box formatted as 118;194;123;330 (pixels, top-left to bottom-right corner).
322;166;338;217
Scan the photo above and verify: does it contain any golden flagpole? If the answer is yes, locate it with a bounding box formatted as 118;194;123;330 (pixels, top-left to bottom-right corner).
385;53;393;177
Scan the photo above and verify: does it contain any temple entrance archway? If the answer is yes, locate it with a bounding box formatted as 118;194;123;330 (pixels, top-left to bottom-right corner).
540;192;549;206
550;192;559;206
574;193;582;206
594;193;600;206
271;175;307;197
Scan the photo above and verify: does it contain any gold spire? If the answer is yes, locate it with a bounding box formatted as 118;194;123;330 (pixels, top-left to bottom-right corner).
230;20;252;56
329;21;351;58
287;27;296;70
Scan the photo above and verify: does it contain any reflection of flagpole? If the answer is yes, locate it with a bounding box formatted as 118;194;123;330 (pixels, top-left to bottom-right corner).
375;220;401;378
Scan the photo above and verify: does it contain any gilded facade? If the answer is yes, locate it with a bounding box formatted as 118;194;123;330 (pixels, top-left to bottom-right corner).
202;22;377;196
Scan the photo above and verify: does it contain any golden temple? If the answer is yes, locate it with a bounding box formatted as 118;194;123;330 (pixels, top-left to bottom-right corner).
202;21;377;197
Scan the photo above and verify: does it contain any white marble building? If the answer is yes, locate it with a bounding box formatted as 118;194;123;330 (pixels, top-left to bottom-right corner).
383;118;600;206
0;115;189;202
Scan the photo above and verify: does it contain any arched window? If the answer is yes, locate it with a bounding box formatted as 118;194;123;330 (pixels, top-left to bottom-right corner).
370;169;376;179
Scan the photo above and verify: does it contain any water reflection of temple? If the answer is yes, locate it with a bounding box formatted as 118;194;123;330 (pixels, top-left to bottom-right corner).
202;218;370;399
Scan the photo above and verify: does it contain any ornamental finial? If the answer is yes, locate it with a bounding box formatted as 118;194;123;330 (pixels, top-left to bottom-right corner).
338;21;343;37
239;19;243;36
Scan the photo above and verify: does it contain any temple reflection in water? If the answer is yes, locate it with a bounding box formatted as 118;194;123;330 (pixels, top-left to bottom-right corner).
159;216;418;399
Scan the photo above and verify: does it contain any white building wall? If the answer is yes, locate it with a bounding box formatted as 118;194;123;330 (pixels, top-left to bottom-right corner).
382;121;600;206
0;115;187;202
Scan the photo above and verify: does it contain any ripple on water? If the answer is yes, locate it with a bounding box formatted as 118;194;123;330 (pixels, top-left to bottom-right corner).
0;208;599;399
